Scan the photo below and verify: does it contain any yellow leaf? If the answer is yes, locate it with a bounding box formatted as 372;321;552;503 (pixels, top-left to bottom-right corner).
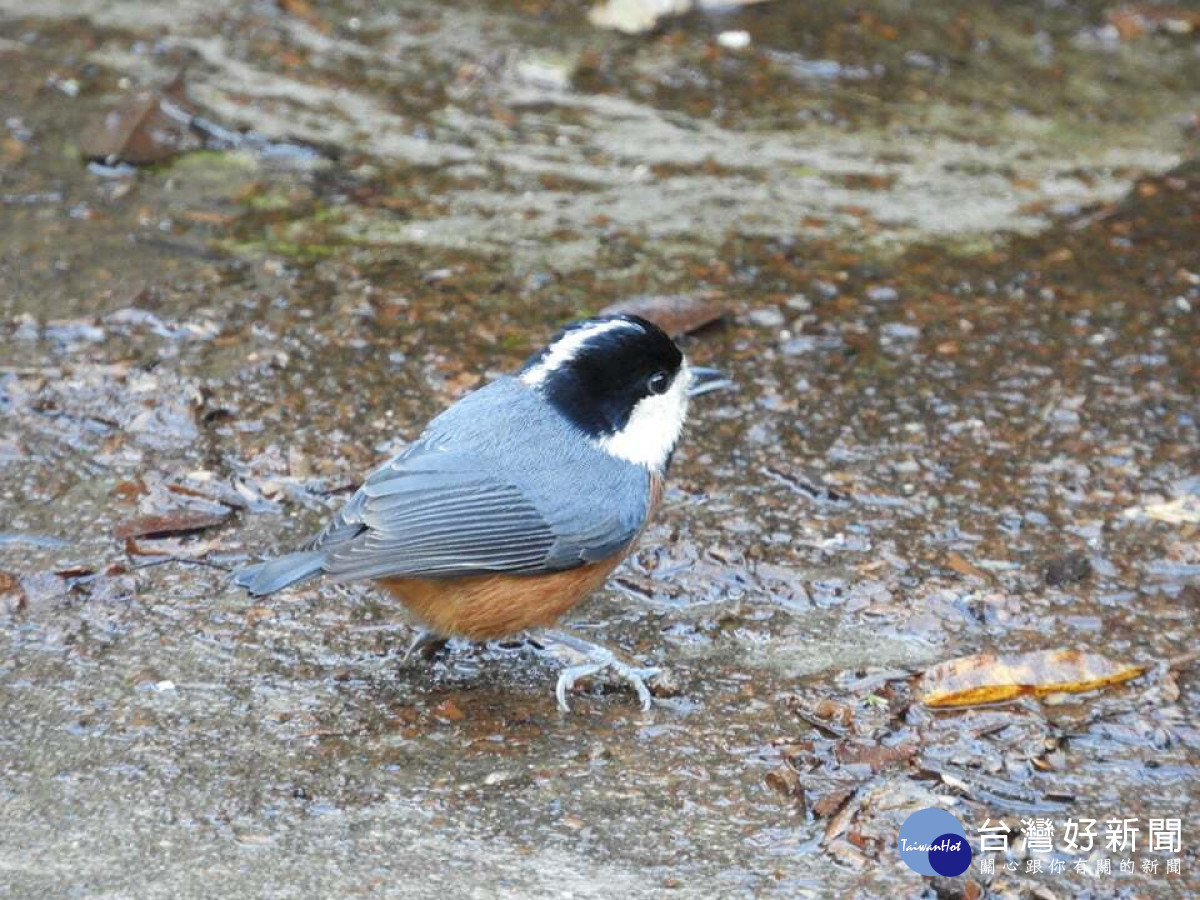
920;649;1145;708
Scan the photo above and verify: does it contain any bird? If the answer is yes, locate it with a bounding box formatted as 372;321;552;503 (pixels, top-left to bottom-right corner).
233;314;726;710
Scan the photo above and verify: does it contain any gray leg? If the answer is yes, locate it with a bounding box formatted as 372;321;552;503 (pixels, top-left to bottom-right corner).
536;629;662;712
402;628;449;663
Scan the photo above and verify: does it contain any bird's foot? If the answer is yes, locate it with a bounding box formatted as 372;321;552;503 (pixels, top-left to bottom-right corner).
535;630;662;712
402;628;449;663
556;656;660;713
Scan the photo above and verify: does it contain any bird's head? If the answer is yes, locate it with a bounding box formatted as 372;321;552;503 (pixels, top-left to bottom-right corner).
520;314;722;471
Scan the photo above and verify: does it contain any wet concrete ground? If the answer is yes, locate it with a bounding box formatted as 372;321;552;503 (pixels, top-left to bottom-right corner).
2;1;1199;897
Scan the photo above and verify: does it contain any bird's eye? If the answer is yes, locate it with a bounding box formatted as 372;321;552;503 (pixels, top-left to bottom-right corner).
647;371;671;395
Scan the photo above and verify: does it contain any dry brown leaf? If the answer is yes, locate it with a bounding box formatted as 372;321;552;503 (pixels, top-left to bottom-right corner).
946;551;987;579
3;137;27;166
822;789;859;844
114;510;230;540
434;699;466;721
764;765;805;804
0;571;26;613
277;0;332;32
812;785;854;818
80;78;201;165
244;606;276;626
920;649;1145;707
1107;5;1200;41
598;292;726;337
834;741;917;772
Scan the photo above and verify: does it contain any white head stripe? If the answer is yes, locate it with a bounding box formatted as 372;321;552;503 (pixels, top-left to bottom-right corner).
521;319;641;387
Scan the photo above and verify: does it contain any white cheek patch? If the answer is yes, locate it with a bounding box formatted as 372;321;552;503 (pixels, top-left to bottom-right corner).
521;319;639;387
596;361;691;470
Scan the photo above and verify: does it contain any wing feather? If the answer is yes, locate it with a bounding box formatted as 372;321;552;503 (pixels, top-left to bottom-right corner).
250;378;649;591
320;454;561;581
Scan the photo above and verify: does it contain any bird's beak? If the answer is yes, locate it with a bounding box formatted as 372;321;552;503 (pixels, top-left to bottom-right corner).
687;365;732;397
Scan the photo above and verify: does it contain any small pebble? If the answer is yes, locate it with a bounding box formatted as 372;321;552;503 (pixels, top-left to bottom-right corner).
717;30;751;50
746;307;785;328
1045;551;1092;587
781;336;819;355
880;323;921;340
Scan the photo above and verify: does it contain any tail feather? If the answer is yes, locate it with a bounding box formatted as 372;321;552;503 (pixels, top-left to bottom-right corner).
233;550;325;596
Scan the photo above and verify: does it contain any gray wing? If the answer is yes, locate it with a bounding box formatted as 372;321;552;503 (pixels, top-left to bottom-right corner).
234;377;649;596
311;445;638;581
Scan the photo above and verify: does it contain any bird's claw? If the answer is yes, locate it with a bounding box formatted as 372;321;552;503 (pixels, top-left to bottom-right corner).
553;647;661;712
402;628;448;664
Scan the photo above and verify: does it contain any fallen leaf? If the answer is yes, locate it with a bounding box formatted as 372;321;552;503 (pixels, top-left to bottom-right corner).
54;565;95;579
812;785;855;818
234;832;274;845
822;789;859;843
244;606;276;626
114;510;230;540
80;77;202;165
920;649;1145;707
834;741;916;772
277;0;332;32
764;765;805;804
811;697;855;728
598;292;726;337
1107;5;1200;41
112;479;148;501
784;694;852;737
434;699;466;721
0;571;26;613
2;137;26;166
123;536;226;560
823;836;871;870
181;209;236;226
946;551;987;580
1123;494;1200;524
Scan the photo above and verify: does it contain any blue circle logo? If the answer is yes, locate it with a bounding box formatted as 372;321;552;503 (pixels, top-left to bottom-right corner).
897;808;972;876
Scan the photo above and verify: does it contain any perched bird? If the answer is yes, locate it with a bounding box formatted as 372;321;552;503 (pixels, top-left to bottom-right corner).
234;314;725;709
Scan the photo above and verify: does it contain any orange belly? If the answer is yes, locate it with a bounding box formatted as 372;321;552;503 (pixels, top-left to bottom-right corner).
377;555;624;641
